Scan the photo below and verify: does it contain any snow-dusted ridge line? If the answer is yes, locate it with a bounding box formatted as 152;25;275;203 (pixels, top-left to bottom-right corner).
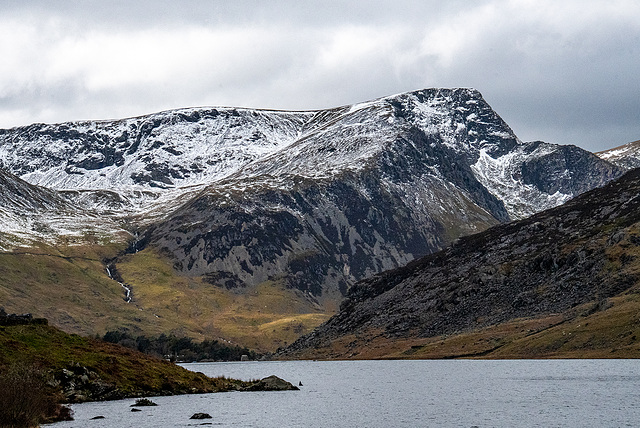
2;86;478;130
0;87;622;254
596;140;640;170
0;89;477;208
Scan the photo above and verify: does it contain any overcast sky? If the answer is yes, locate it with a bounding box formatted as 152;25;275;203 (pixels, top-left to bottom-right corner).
0;0;638;152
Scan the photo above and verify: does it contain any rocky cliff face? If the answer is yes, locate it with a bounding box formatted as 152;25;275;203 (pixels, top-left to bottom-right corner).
0;88;622;301
147;168;498;302
282;168;640;356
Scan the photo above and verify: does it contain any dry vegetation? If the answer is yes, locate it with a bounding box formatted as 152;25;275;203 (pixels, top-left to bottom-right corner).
0;363;70;427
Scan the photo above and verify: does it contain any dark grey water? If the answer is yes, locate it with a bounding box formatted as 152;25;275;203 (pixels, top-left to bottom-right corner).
48;360;640;427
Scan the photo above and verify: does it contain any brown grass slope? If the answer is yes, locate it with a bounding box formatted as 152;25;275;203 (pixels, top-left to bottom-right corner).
0;242;329;352
282;168;640;359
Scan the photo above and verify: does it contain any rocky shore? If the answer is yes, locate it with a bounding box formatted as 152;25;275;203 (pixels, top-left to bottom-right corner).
0;321;297;426
53;363;298;403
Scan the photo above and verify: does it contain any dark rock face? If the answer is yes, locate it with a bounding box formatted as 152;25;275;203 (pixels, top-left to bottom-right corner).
149;166;498;299
520;142;620;195
282;168;640;355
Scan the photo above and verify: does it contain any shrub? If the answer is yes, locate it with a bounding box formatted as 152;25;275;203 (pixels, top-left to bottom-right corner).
131;398;157;407
0;363;69;427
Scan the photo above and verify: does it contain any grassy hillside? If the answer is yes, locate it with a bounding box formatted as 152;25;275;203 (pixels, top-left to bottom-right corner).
0;243;137;334
115;248;330;351
0;323;246;397
0;244;330;352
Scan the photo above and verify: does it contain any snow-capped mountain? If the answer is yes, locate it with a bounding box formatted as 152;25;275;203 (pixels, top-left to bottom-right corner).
0;107;316;217
597;139;640;170
0;88;622;298
0;169;124;250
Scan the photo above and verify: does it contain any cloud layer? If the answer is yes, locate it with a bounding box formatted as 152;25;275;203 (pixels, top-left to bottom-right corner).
1;0;639;151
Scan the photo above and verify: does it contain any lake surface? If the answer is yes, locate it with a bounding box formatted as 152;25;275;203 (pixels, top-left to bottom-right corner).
47;359;640;427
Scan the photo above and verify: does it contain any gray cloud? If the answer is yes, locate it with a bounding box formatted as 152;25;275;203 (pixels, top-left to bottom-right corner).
0;0;638;152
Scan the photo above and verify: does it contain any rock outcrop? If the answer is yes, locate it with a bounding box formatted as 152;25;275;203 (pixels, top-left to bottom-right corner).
0;308;48;326
190;413;213;419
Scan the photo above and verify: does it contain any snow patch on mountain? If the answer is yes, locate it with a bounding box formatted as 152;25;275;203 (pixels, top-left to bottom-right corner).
597;140;640;170
0;108;311;192
0;169;127;250
471;147;572;219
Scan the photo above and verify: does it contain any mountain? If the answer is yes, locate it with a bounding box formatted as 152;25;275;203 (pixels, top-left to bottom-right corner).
0;169;125;250
281;168;640;359
597;139;640;170
120;89;622;301
0;89;619;290
0;88;624;348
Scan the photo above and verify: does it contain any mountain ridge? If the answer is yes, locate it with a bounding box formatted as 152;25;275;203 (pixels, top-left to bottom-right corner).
0;88;624;295
281;167;640;359
597;139;640;170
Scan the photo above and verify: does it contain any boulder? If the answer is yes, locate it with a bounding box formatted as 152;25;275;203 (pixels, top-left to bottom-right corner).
190;413;213;419
241;375;299;391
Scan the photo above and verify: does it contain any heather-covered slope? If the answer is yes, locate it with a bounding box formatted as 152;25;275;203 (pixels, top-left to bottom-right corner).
0;318;296;425
282;168;640;359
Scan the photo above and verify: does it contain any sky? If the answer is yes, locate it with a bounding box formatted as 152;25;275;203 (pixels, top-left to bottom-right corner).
0;0;638;152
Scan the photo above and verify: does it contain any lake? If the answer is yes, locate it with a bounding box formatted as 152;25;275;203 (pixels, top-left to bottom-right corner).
47;359;640;427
